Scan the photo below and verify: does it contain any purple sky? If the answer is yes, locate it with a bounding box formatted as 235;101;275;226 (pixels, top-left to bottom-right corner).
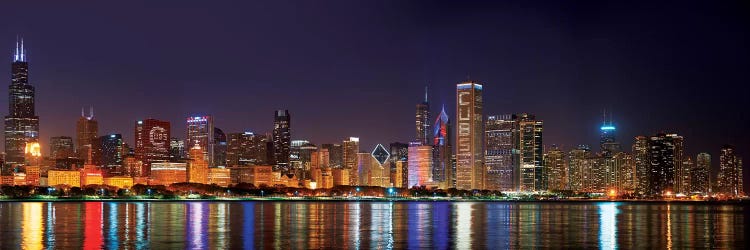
1;1;749;189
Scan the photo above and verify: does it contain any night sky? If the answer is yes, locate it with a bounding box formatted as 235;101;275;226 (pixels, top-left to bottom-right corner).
1;1;749;188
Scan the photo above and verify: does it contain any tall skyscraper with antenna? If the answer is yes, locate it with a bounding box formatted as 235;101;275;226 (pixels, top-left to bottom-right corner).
600;109;620;157
415;86;430;145
4;37;39;165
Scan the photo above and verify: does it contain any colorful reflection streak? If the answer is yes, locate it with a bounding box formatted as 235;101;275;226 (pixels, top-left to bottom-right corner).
1;201;747;249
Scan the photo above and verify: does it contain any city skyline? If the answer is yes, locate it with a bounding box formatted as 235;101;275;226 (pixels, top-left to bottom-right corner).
1;2;748;189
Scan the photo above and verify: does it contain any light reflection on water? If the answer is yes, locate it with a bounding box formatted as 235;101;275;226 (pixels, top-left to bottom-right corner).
0;201;746;249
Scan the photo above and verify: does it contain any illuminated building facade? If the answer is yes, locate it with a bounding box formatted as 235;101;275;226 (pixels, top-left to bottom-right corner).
321;143;343;168
80;167;104;186
415;86;430;145
169;138;187;161
149;162;187;186
186;116;214;167
364;144;391;187
23;165;40;186
484;114;514;191
4;38;39;165
638;133;683;196
343;137;359;185
135;119;171;176
599;111;621;157
455;81;483;190
692;152;711;194
188;144;209;184
544;145;566;191
48;170;81;187
432;106;451;187
123;154;144;177
76;108;98;163
103;176;134;189
247;165;273;187
514;113;544;191
208;168;231;187
633;136;649;195
50;136;75;159
272;110;291;171
389;142;408;188
332;168;349;187
718;145;743;196
408;142;433;188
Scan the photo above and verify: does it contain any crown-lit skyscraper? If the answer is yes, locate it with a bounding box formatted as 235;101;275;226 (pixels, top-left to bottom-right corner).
273;110;291;172
415;86;430;145
432;106;452;187
599;110;620;157
135;119;171;176
76;107;98;163
187;116;214;165
455;80;483;190
4;38;39;165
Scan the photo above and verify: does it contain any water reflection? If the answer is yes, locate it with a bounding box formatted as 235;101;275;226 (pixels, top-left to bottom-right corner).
0;201;746;249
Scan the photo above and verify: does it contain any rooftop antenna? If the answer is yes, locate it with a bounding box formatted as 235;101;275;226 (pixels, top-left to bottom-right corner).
424;85;428;103
89;106;94;119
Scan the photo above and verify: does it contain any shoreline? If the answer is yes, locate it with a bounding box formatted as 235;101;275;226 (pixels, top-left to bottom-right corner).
0;197;747;204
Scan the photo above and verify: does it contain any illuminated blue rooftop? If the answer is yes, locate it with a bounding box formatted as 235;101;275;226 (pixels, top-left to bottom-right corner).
600;126;616;131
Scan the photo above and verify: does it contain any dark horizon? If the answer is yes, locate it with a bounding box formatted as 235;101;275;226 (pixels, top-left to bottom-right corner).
1;1;748;187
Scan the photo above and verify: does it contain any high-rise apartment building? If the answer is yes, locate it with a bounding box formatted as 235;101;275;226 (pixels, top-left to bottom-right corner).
718;145;743;196
545;145;566;191
4;38;39;165
343;137;359;185
693;152;711;194
455;80;483;190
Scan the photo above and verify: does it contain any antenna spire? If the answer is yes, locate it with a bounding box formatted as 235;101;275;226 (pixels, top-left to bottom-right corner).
81;107;84;117
89;106;94;119
424;85;428;103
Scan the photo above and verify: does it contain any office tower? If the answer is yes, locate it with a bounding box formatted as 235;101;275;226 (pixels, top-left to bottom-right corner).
76;107;98;163
50;136;75;159
321;143;343;168
545;145;566;191
633;136;649;195
123;154;144;177
187;144;209;184
311;148;330;169
214;127;227;167
99;134;124;175
718;145;743;196
389;142;409;188
169;138;187;161
599;110;621;156
679;157;694;194
514;113;544;191
343;137;359;185
135;119;171;176
4;38;39;165
615;152;636;192
357;144;391;187
290;140;310;170
415;86;430;145
455;80;483;190
272;110;291;172
670;134;686;194
299;142;317;171
432;106;452;187
484;115;514;191
150;162;188;186
186;116;214;166
567;145;591;192
227;132;269;166
408;142;433;187
693;153;711;194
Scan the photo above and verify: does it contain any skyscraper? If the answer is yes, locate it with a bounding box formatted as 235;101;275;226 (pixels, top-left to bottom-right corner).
693;152;711;194
638;133;682;197
568;145;592;192
389;142;409;188
135;119;171;176
432;106;452;187
599;110;620;156
227;132;269;166
186;116;214;166
343;137;359;185
169;138;187;161
214;127;227;167
50;136;75;160
633;136;650;195
484;114;514;191
76;108;98;163
188;144;209;184
455;80;483;190
98;134;124;175
718;145;743;196
272;110;291;172
415;86;430;145
4;38;39;165
514;113;544;191
408;142;433;188
545;145;566;191
321;143;343;168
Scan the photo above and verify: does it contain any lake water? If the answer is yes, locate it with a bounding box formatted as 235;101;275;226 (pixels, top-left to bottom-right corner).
0;201;746;249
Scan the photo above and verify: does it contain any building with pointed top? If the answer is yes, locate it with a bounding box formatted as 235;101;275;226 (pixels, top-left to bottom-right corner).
432;105;452;188
416;86;430;145
4;37;39;165
600;110;620;157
